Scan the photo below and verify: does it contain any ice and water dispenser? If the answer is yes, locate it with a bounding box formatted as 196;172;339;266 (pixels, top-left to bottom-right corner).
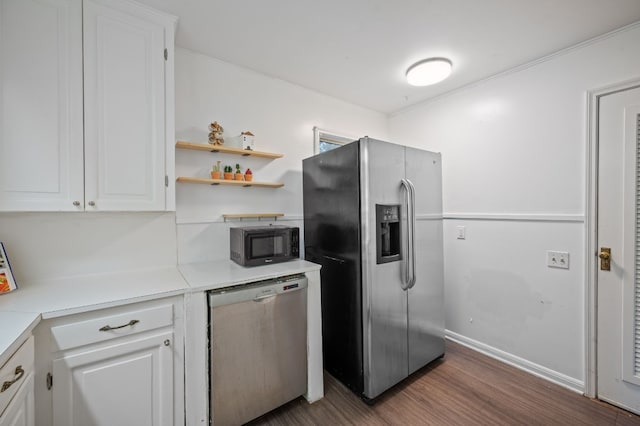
376;204;402;264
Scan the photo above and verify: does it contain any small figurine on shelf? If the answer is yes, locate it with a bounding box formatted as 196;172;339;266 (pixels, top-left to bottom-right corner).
244;168;253;182
223;165;233;180
211;160;221;180
234;164;243;181
241;131;255;150
208;121;224;145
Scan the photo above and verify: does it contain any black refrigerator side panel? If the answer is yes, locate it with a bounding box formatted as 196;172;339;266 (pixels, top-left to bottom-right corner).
302;142;363;394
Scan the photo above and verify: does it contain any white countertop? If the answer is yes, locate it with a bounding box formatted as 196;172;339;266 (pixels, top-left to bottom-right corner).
178;259;322;292
0;267;189;319
0;259;321;370
0;266;189;365
0;311;40;368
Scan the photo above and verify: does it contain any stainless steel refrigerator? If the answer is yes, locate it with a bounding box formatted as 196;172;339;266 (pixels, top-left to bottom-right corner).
303;136;444;401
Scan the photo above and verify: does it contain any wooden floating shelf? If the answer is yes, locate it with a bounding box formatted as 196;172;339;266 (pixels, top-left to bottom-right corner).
176;176;284;188
176;141;283;159
223;213;284;221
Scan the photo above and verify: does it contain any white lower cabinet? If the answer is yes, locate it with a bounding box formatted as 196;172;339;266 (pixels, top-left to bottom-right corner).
52;331;173;426
34;296;184;426
0;374;35;426
0;337;35;426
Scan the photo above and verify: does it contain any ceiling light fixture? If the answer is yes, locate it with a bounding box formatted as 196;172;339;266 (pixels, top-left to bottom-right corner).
405;58;452;86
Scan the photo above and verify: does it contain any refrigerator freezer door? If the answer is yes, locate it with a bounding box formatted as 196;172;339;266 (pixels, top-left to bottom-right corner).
302;142;364;394
361;138;409;399
405;147;445;374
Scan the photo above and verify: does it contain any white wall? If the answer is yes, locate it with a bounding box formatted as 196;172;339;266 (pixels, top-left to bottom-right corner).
0;212;177;283
174;48;388;264
389;23;640;389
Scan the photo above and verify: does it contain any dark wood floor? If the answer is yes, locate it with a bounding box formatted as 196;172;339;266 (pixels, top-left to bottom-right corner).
249;340;640;426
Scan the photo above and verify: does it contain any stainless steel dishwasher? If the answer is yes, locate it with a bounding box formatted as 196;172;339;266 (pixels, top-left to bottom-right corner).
208;275;308;426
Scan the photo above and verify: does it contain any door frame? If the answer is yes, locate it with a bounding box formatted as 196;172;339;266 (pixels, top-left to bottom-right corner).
585;77;640;398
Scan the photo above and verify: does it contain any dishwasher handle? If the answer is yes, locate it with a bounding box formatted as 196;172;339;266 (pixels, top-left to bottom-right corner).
253;291;277;302
209;276;308;307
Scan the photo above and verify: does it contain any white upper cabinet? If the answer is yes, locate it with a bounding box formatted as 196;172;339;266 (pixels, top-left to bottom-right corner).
0;0;176;212
83;0;172;211
0;0;84;211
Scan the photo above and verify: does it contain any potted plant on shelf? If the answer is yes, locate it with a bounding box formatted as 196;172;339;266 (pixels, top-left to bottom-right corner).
211;160;221;180
244;168;253;182
234;164;243;181
223;165;233;180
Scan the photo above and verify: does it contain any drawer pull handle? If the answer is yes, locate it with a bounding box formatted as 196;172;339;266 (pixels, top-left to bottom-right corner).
99;319;139;332
1;366;25;392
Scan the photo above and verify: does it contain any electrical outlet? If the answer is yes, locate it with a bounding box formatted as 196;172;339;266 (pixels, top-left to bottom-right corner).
547;251;569;269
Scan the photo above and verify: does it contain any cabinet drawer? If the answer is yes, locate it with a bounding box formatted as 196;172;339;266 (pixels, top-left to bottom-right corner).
51;304;174;351
0;336;34;417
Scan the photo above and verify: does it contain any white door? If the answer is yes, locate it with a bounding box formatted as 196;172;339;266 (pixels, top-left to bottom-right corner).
597;85;640;414
0;0;84;211
83;0;167;211
52;332;174;426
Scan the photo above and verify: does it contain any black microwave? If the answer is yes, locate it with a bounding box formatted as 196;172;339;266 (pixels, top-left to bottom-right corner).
230;225;300;266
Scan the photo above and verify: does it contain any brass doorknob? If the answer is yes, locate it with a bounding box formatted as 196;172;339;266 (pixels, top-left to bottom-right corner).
599;247;611;271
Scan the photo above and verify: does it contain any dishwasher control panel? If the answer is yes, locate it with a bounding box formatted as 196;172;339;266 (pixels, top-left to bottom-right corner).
208;274;307;308
283;282;300;291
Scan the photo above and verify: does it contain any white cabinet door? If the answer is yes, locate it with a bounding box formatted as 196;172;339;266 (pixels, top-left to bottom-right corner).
0;0;84;211
0;373;35;426
83;0;168;211
0;0;174;212
52;331;174;426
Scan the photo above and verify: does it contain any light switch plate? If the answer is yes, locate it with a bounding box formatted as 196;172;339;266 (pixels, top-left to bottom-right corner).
456;226;466;240
547;251;569;269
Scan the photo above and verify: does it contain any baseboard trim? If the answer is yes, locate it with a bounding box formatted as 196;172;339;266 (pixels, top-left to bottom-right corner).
445;330;584;393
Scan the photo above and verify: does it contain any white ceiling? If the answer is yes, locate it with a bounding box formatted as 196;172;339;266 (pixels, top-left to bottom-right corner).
136;0;640;114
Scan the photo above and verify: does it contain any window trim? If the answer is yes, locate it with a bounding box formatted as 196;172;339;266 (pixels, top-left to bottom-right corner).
313;126;357;154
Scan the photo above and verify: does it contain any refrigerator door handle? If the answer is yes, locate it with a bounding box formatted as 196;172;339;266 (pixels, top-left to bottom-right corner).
407;179;417;289
400;179;413;291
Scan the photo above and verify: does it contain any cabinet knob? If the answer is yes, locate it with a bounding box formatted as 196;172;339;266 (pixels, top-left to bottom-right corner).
73;201;81;207
164;339;171;347
88;201;95;207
